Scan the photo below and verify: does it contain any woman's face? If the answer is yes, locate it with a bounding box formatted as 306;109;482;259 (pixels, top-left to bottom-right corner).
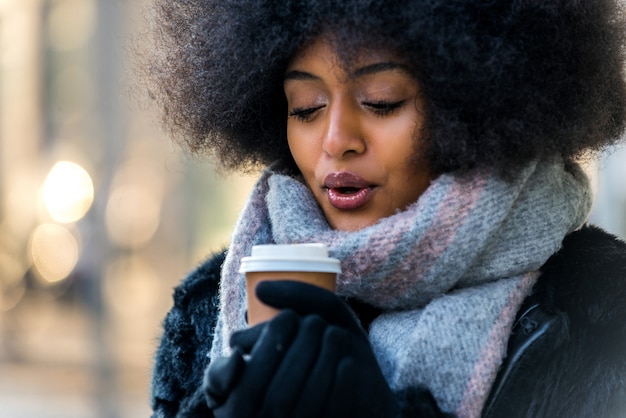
284;37;431;231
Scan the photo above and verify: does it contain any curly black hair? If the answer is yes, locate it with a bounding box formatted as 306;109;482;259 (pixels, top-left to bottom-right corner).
144;0;626;177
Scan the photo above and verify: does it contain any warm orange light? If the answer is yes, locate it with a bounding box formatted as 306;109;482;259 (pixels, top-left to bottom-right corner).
29;223;79;283
42;161;94;223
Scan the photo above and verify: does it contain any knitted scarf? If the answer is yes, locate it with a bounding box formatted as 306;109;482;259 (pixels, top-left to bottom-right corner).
210;159;591;417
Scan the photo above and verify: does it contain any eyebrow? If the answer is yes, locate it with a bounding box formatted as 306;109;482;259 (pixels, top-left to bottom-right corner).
352;62;411;78
284;70;319;82
284;61;412;83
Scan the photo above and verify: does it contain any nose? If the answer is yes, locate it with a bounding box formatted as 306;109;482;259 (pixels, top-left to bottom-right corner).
322;99;366;159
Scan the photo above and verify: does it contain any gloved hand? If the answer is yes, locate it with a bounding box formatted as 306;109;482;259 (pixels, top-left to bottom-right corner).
203;280;401;418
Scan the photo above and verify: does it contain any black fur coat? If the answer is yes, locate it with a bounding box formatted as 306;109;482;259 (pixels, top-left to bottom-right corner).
150;225;626;417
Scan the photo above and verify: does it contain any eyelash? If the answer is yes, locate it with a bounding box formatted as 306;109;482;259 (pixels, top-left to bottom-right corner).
364;100;407;117
288;106;323;122
287;100;407;122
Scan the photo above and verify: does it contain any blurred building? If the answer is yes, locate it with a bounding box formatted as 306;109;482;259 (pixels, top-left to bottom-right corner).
0;1;625;418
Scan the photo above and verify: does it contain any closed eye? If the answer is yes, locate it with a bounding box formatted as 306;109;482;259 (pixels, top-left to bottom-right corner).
288;105;324;122
363;100;407;117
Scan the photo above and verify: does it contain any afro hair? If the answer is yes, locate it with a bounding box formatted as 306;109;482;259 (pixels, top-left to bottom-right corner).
144;0;626;177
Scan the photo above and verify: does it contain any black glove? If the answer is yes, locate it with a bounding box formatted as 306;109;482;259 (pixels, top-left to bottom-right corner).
203;280;401;418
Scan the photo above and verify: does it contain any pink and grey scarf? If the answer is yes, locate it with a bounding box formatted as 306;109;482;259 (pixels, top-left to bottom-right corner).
210;159;591;417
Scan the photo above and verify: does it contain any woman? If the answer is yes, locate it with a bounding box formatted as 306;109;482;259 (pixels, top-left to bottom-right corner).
145;1;626;417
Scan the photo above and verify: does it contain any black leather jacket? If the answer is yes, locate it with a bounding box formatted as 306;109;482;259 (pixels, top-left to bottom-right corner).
151;225;626;417
483;225;626;417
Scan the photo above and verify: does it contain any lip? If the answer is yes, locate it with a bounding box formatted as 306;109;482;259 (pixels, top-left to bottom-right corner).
323;172;376;210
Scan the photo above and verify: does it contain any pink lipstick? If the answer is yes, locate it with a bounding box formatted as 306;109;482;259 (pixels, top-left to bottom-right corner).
323;172;376;210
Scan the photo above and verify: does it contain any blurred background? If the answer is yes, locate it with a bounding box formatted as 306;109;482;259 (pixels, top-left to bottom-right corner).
0;1;255;416
0;1;624;417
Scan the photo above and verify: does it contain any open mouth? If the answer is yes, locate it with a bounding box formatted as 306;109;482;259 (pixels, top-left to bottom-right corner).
325;186;375;210
335;186;362;194
323;171;377;210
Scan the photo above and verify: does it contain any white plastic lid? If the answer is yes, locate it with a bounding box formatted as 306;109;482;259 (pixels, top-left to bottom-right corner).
239;243;342;273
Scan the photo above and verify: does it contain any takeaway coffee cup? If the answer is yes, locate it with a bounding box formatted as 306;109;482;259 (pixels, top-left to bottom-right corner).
239;243;342;326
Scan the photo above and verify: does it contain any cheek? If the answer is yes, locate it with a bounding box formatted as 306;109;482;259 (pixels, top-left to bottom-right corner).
368;117;421;163
287;124;318;175
287;123;303;161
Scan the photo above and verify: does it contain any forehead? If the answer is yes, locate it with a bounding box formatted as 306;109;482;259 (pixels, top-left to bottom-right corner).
286;36;403;74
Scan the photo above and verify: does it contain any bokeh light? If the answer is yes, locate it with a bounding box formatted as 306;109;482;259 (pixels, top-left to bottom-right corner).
0;252;27;311
105;184;161;249
42;161;94;224
29;223;80;283
105;158;165;249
